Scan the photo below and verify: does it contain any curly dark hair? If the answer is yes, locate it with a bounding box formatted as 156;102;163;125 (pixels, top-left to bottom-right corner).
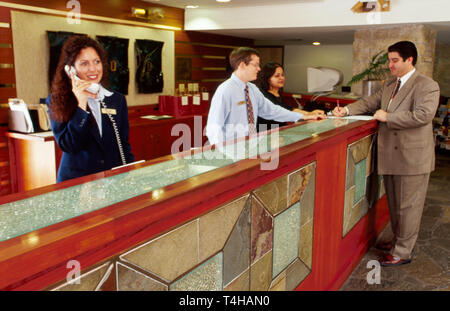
256;62;283;92
49;35;109;123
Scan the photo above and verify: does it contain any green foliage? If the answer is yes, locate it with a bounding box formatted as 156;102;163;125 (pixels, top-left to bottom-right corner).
347;50;390;86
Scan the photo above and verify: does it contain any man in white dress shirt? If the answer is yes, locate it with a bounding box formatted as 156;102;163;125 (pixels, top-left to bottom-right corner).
206;47;325;146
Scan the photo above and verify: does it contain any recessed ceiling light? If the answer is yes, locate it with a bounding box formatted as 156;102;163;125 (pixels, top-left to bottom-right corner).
216;0;231;3
312;41;321;46
186;5;199;9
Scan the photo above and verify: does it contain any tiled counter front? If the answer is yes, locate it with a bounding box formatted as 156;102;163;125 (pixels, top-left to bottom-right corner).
1;119;388;291
343;134;386;236
49;162;316;291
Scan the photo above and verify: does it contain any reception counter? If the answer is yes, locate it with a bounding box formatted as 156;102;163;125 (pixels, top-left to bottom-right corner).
0;118;389;290
6;113;208;193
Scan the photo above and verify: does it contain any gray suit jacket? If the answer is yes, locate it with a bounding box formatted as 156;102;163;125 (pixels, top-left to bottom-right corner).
347;70;440;175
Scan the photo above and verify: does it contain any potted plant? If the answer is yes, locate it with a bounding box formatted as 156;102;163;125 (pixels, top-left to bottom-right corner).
347;50;390;96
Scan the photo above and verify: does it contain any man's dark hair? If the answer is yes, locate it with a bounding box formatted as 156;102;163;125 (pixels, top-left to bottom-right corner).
388;41;418;66
229;47;260;71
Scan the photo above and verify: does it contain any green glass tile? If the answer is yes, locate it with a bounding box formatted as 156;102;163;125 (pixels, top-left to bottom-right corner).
0;119;359;242
170;252;223;291
273;203;301;278
354;158;367;204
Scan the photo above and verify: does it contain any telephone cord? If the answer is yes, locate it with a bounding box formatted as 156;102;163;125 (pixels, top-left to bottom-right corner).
100;101;126;165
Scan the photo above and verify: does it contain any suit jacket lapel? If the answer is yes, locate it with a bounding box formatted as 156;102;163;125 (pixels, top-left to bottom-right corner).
381;78;397;111
387;71;418;112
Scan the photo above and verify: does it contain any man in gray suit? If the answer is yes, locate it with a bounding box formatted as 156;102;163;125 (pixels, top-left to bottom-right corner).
333;41;440;267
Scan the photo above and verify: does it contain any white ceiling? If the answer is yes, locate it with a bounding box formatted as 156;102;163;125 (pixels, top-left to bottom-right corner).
142;0;450;44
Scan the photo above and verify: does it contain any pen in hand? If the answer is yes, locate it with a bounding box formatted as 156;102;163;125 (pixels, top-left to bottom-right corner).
337;99;340;113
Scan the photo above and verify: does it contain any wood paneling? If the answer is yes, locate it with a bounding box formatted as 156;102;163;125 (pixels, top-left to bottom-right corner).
0;0;184;30
0;68;15;84
175;31;254;94
0;7;13;196
0;28;12;44
0;88;16;102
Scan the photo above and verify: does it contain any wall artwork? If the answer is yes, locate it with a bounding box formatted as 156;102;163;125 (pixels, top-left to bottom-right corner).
135;39;164;94
96;36;130;95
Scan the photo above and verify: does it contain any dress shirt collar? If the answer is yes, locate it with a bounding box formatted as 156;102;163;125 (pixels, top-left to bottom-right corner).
97;85;113;102
398;68;415;90
231;72;249;89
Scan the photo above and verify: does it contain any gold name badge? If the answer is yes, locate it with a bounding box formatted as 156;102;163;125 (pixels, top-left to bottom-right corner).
237;101;246;106
101;108;117;115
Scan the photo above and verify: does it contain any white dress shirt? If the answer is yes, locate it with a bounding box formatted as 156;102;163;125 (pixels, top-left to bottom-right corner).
87;85;113;137
206;73;303;145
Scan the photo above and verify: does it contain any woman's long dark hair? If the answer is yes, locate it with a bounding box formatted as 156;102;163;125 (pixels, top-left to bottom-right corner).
256;61;283;92
49;35;108;123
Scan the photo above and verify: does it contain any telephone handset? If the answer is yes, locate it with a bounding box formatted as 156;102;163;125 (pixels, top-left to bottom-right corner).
64;65;100;94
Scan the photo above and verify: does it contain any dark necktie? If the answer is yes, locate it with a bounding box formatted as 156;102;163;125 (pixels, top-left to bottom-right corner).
244;86;257;136
387;79;401;111
391;79;401;100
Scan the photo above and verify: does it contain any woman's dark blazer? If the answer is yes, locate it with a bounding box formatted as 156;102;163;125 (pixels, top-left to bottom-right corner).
47;91;134;182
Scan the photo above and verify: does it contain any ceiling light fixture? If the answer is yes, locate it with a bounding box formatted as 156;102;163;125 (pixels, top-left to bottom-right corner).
186;5;199;9
131;7;165;21
216;0;231;3
312;41;321;46
131;7;146;17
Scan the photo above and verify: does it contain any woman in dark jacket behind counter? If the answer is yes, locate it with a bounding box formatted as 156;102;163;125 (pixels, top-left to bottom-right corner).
47;35;134;182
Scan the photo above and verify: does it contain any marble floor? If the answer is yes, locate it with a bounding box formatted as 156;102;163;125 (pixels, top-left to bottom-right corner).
340;152;450;291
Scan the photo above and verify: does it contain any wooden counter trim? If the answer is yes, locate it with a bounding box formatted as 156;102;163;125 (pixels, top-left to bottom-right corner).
0;120;378;290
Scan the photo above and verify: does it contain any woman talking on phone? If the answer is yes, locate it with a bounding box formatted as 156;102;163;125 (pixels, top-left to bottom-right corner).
47;35;134;182
256;62;324;132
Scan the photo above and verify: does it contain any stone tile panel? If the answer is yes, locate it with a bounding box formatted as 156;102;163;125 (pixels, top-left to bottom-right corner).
170;252;223;291
273;203;301;278
116;262;167;291
198;195;248;262
250;197;273;264
253;175;288;216
121;220;198;282
224;269;250;291
223;202;251;286
250;250;272;291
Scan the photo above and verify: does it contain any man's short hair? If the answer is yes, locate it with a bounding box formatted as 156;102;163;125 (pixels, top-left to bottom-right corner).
388;41;418;66
229;47;260;71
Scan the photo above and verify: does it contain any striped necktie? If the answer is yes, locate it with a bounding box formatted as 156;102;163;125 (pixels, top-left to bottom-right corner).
244;85;257;136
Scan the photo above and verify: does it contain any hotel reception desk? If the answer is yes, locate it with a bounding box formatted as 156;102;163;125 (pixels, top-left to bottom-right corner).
0;118;389;291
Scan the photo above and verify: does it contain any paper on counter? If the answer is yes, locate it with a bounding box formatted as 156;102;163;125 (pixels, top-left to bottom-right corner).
326;115;374;120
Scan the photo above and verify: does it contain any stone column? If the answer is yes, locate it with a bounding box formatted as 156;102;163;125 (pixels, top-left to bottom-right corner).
351;24;437;96
434;42;450;97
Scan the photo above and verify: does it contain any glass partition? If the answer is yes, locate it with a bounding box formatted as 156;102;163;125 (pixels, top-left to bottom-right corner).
0;119;356;241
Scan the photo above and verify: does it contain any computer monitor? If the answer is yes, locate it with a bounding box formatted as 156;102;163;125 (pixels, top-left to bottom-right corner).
307;67;343;93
